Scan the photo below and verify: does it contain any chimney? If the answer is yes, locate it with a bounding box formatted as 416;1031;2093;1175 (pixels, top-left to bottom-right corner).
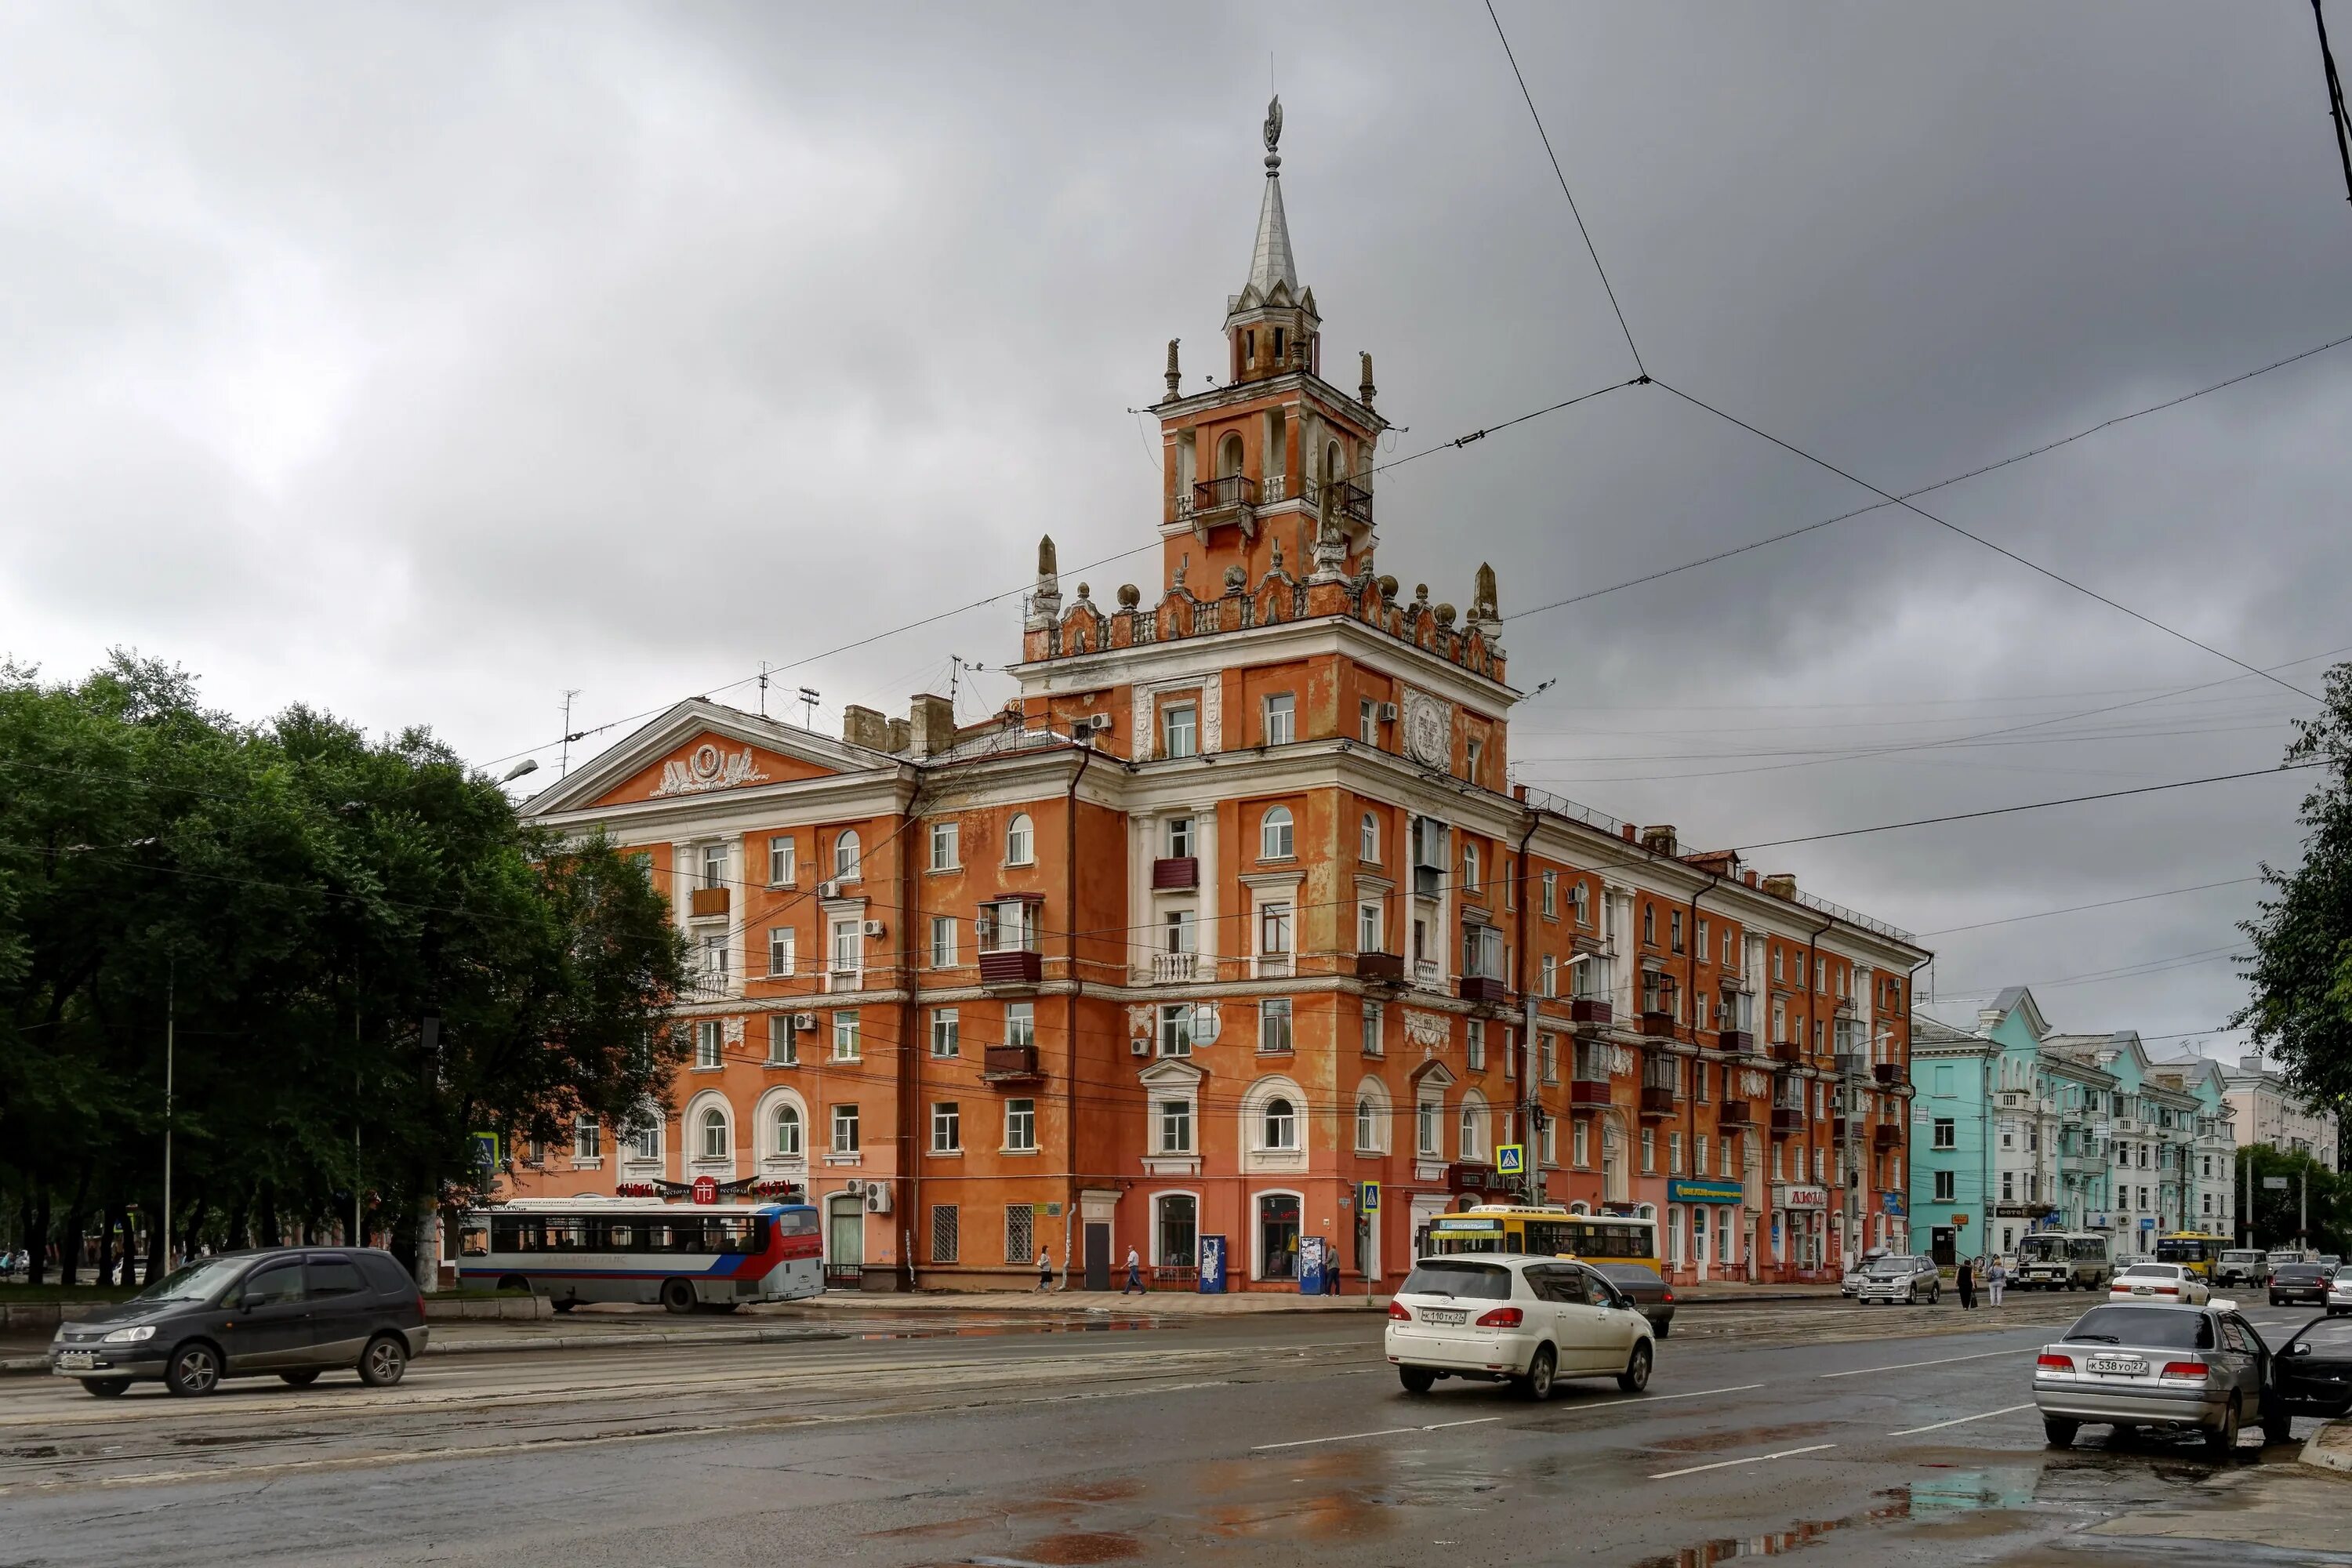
1744;870;1759;889
1639;824;1679;857
1762;873;1797;900
887;717;912;753
1619;822;1637;843
908;693;956;759
841;704;891;752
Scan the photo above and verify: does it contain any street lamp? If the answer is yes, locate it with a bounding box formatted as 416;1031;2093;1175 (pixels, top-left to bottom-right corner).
500;758;539;784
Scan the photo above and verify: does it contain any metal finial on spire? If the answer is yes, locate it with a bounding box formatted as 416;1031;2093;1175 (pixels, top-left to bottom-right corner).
1263;95;1283;172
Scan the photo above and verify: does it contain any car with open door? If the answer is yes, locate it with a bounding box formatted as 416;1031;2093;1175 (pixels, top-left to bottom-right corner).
1385;1255;1654;1401
2270;1315;2352;1428
2032;1300;2282;1457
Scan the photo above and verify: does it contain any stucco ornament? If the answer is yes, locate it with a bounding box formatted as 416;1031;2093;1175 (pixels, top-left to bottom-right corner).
1738;1068;1769;1098
1403;691;1450;768
653;743;771;798
1403;1010;1450;1048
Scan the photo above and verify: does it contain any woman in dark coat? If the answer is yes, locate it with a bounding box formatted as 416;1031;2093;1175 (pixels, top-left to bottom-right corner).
1957;1256;1976;1309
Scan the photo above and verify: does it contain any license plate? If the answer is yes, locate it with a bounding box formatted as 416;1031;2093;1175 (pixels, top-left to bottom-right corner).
2086;1356;2145;1376
55;1352;97;1371
1419;1308;1467;1326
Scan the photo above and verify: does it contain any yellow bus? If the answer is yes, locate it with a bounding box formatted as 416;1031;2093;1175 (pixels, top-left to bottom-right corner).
1418;1206;1661;1273
2153;1231;2231;1280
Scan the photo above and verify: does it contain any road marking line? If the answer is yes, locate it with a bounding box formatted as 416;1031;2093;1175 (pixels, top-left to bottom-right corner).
1888;1403;2036;1436
1251;1415;1499;1452
1817;1347;2031;1379
1650;1443;1836;1480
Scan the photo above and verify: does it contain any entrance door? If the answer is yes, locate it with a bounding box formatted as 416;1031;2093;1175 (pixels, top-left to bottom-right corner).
1929;1227;1956;1267
827;1196;865;1287
1258;1193;1301;1280
1083;1223;1111;1291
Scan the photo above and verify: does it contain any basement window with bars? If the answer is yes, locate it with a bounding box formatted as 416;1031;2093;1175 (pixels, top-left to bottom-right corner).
930;1204;959;1264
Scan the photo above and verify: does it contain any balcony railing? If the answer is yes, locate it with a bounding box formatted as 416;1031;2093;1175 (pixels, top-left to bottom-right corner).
1718;1102;1755;1128
1834;1052;1867;1079
1356;952;1406;985
1152;856;1198;890
978;950;1043;987
1872;1062;1904;1086
1769;1106;1805;1136
1569;998;1613;1026
982;1044;1043;1080
1459;975;1509;1007
1152;951;1203;984
1769;1039;1802;1065
689;886;730;919
1639;1084;1678;1118
1715;1029;1755;1054
1192;474;1258;517
1831;1115;1849;1142
1305;476;1373;528
1255;953;1294;979
1413;959;1440;989
1873;1124;1903;1150
1570;1079;1613;1109
1639;1011;1677;1040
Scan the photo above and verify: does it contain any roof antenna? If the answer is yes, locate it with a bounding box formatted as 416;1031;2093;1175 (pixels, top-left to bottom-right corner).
558;689;581;778
757;661;771;717
798;687;820;730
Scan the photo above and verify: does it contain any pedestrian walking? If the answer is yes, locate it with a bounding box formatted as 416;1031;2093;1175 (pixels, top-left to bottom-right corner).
1957;1256;1977;1309
1987;1256;2007;1307
1036;1247;1053;1292
1123;1245;1145;1294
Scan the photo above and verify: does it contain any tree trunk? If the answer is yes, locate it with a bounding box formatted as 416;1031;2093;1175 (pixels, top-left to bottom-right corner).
56;1168;91;1287
22;1189;45;1287
92;1200;117;1287
256;1184;279;1250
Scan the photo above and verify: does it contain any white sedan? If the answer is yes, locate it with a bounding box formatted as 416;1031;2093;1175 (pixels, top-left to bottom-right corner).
1385;1255;1654;1400
2107;1262;2211;1305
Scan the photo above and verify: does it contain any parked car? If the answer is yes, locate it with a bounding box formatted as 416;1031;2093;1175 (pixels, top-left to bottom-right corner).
47;1247;427;1397
2269;1248;2312;1272
2270;1262;2333;1308
2326;1270;2352;1318
2113;1252;2151;1271
1853;1254;1941;1305
2272;1315;2352;1425
1840;1247;1891;1298
2216;1250;2270;1290
2319;1254;2343;1271
1385;1255;1654;1400
2108;1263;2210;1305
2034;1301;2285;1454
1590;1261;1676;1338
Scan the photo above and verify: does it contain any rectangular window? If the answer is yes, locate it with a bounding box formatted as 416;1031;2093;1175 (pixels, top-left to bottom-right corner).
832;1011;861;1062
1004;1098;1037;1152
1005;1204;1034;1265
1642;904;1656;946
1641;1127;1657;1174
1160;1098;1192;1154
768;1014;797;1066
1669;1133;1684;1174
930;1007;960;1058
1359;698;1380;744
1358;900;1382;953
1773;948;1784;982
1259;902;1293;960
1573;1118;1590;1167
1933;1117;1955;1149
1670;911;1684;953
1465;738;1483;784
1541;869;1558;917
1541;1032;1558;1083
575;1117;601;1159
2002;1171;2014;1201
1006;1001;1036;1048
1933;1170;1955;1203
1541;1120;1557;1167
1503;856;1515;909
701;843;727;889
1417;1100;1439;1156
1696;1133;1710;1173
767;926;797;977
1362;1002;1385;1058
1466;1020;1486;1072
1259;997;1294;1054
1158;1002;1194;1057
1162;702;1197;759
1166;815;1195;858
929;819;959;871
830;917;860;979
930;1204;958;1264
929;916;957;968
832;1104;861;1154
768;837;797;886
696;1019;722;1069
1541;954;1557;997
700;934;731;989
1771;1000;1787;1043
1573;882;1591;926
1815;959;1826;992
1263;691;1295;746
931;1102;960;1153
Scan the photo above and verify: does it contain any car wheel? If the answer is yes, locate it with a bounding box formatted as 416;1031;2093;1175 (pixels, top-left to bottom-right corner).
2043;1416;2078;1448
358;1334;408;1388
2263;1407;2293;1445
79;1377;130;1399
1929;1286;1940;1305
279;1369;321;1387
1654;1319;1671;1340
1618;1341;1653;1395
659;1278;697;1315
1516;1345;1558;1401
165;1341;222;1397
1399;1366;1436;1396
2203;1396;2241;1460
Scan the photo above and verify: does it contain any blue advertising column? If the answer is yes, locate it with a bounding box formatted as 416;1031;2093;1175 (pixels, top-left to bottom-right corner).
1298;1236;1328;1295
1197;1235;1227;1294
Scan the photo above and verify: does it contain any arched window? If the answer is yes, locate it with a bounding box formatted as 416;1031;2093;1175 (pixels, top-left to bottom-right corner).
1262;1096;1298;1151
1458;1102;1482;1160
1462;841;1480;891
1360;811;1379;862
773;1103;802;1158
700;1106;729;1160
1260;805;1294;861
1218;432;1245;477
1355;1098;1376;1152
1005;812;1034;866
1324;439;1344;483
833;829;861;880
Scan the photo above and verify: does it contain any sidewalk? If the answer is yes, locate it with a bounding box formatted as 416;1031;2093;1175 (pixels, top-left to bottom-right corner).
2300;1418;2352;1476
805;1288;1388;1315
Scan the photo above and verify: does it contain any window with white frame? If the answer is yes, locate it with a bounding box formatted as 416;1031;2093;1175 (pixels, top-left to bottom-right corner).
1540;1032;1557;1082
1260;805;1294;860
930;1007;960;1058
1261;1096;1298;1151
978;898;1040;954
630;1116;662;1162
1005;1001;1036;1048
1258;901;1293;964
1356;1096;1378;1152
1465;738;1483;784
1360;811;1380;863
1361;1002;1385;1058
929;915;957;968
768;836;797;886
1158;1002;1193;1057
767;1014;797;1066
1466;1020;1486;1072
929;819;959;871
697;1105;728;1160
699;935;731;989
1359;698;1380;744
1159;1098;1193;1153
701;843;727;889
832;1103;860;1154
832;1011;861;1062
1162;702;1197;759
833;830;860;881
1541;953;1557;996
1573;881;1590;926
695;1019;722;1069
575;1116;601;1159
1259;997;1294;1053
1004;813;1034;866
1358;899;1383;953
1541;1118;1557;1166
1263;692;1295;746
931;1102;960;1153
1004;1098;1037;1152
1165;815;1195;858
1641;1126;1656;1173
1541;869;1558;917
768;926;797;977
1461;841;1480;891
1573;1118;1590;1167
1417;1098;1440;1156
830;917;860;980
1459;1102;1484;1160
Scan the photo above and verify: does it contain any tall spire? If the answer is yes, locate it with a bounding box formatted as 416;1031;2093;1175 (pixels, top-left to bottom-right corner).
1246;95;1298;298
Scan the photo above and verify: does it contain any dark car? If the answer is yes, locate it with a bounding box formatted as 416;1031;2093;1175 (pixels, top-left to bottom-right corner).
2270;1263;2332;1308
48;1247;428;1398
2272;1315;2352;1425
1591;1262;1676;1338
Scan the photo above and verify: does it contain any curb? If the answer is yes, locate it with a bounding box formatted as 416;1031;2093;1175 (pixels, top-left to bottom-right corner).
2300;1420;2352;1476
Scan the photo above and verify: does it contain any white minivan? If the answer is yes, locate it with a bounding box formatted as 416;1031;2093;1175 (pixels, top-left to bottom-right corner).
1385;1255;1655;1399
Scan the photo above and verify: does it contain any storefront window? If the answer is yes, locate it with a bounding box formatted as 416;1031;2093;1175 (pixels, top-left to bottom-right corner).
1258;1192;1301;1279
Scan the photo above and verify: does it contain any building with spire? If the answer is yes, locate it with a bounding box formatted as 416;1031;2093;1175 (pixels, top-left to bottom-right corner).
496;105;1928;1293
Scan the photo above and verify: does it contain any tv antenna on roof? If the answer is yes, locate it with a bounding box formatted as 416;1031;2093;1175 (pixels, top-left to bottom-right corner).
797;688;820;730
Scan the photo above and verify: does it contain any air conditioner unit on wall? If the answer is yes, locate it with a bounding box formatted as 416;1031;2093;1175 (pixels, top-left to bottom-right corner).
862;920;886;938
817;880;843;899
792;1013;818;1032
1079;713;1113;734
1131;1036;1150;1056
843;1178;865;1196
865;1181;893;1214
1378;702;1399;722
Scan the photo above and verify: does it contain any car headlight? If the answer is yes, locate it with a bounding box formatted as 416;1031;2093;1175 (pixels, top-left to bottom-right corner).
101;1325;157;1344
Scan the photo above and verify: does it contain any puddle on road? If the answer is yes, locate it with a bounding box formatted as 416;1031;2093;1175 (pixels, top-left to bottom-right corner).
1642;1420;1835;1456
849;1317;1176;1344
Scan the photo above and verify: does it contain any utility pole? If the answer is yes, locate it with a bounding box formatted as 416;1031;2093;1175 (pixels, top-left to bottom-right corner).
2301;1167;2310;1249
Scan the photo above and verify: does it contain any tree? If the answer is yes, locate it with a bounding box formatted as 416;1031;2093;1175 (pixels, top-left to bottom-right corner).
2235;661;2352;1113
2239;1145;2348;1254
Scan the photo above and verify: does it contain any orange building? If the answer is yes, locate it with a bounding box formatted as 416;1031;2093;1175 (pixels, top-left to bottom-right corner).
505;104;1928;1292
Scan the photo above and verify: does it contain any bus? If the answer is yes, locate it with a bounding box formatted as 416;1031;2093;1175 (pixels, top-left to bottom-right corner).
2011;1230;2112;1290
456;1198;823;1313
1417;1206;1661;1273
2153;1231;2232;1281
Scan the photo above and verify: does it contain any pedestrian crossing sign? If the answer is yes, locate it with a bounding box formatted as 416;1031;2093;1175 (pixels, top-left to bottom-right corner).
1359;1181;1380;1214
1495;1143;1525;1177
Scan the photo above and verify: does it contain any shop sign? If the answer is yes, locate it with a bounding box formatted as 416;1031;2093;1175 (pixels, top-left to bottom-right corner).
1668;1178;1744;1204
1774;1185;1828;1210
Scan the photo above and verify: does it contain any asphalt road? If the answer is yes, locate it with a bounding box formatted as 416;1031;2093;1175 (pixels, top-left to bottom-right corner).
3;1294;2346;1567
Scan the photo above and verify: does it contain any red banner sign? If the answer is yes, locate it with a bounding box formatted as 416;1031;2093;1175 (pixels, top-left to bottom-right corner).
691;1175;719;1205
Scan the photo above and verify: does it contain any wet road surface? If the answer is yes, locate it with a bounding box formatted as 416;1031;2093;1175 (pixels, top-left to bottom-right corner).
2;1296;2345;1566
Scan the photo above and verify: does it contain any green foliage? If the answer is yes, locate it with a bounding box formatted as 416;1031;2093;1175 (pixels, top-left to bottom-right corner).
2235;661;2352;1123
2238;1144;2350;1255
0;654;688;1269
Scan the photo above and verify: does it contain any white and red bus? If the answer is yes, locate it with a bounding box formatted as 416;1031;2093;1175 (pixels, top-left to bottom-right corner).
456;1196;823;1313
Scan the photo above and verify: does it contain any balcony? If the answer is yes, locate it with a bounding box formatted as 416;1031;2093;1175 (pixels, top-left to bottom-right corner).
689;886;730;919
1459;975;1510;1007
1570;1079;1613;1109
978;950;1043;989
1413;959;1440;989
1831;1115;1849;1142
1718;1102;1755;1129
1569;998;1613;1027
1770;1107;1805;1137
1256;953;1294;979
1639;1084;1678;1119
1874;1124;1904;1150
982;1044;1043;1082
1639;1011;1677;1040
1192;474;1258;519
1872;1062;1904;1086
1769;1039;1806;1065
1355;952;1405;986
1413;866;1443;899
1152;951;1203;984
1834;1053;1866;1080
1152;856;1198;891
1714;1029;1753;1054
1305;475;1374;528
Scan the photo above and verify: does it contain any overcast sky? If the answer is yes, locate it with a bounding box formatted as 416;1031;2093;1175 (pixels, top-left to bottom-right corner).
5;2;2348;1053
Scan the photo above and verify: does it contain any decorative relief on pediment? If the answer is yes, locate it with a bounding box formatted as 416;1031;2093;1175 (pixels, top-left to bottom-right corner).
652;742;771;797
